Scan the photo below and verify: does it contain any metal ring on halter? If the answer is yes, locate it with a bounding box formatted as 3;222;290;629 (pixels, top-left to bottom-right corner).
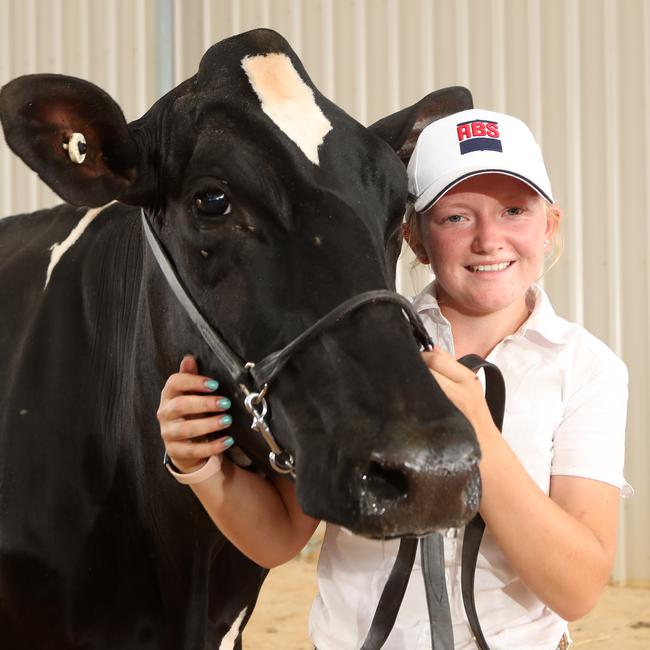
244;362;269;403
270;450;295;474
244;392;268;419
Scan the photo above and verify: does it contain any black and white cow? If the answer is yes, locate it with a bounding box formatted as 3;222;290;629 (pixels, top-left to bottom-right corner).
0;29;477;649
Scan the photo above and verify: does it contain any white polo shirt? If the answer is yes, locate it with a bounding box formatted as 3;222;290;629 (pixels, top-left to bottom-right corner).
309;283;630;650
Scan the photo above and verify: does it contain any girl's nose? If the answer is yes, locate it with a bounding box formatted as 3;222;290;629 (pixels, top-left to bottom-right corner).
471;219;504;254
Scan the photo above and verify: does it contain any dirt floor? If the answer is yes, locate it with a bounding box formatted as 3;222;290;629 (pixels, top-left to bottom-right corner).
243;541;650;649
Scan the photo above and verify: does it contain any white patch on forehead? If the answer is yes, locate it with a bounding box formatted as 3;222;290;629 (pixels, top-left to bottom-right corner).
44;203;110;290
241;53;332;166
218;607;247;650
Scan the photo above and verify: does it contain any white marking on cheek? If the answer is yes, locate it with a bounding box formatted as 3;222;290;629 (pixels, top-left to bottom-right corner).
218;607;248;650
44;203;111;290
242;53;332;166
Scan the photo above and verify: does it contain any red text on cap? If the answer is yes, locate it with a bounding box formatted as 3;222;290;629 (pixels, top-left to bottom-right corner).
457;120;500;142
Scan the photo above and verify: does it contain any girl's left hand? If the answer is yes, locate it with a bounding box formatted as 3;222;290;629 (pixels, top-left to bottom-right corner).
422;348;499;444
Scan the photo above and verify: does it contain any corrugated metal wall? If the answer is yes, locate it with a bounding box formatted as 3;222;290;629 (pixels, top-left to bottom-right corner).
1;0;648;585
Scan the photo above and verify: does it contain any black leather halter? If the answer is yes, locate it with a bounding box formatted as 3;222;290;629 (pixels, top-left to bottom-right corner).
141;211;432;476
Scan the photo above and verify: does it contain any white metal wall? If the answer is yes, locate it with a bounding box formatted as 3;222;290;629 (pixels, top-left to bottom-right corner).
1;0;648;585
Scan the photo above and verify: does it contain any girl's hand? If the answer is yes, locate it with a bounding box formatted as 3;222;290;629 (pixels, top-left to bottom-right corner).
422;348;499;446
157;354;234;474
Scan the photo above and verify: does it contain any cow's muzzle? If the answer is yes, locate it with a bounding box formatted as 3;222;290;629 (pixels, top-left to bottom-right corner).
295;413;482;538
355;444;481;538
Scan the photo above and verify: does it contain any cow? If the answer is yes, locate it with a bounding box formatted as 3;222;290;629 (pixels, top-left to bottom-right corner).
0;29;477;650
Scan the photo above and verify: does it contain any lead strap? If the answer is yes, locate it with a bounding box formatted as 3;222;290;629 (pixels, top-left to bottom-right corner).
358;535;454;650
458;354;506;650
359;537;418;650
421;533;454;649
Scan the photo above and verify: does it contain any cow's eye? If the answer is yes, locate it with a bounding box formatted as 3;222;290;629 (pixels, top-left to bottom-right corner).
194;190;231;216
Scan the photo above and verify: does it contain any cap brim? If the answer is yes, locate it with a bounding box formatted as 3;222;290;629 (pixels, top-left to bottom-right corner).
414;168;554;212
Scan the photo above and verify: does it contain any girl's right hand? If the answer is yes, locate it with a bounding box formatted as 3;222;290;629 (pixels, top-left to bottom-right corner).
157;354;235;474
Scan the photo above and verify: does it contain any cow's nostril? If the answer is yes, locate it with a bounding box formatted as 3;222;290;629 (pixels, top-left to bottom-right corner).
361;461;408;503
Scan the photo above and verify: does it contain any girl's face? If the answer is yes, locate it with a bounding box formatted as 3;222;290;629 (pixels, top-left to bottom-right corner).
414;173;557;317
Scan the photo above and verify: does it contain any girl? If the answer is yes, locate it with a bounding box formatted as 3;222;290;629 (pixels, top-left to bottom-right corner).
157;108;630;649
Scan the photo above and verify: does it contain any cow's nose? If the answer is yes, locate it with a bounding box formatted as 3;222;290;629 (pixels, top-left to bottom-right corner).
352;434;482;537
293;416;481;538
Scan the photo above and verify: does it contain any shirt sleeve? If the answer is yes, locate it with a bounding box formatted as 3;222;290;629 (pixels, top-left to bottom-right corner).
551;341;632;496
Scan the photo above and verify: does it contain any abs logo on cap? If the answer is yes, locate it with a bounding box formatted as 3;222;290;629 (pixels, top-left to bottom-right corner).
457;120;502;155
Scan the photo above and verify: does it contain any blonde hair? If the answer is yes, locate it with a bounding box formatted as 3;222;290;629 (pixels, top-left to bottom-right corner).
542;202;563;275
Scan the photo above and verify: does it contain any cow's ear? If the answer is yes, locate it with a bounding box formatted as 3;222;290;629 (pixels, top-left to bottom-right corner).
369;86;473;165
0;74;142;207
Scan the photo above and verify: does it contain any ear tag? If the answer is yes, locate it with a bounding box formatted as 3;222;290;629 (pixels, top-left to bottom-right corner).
62;132;87;164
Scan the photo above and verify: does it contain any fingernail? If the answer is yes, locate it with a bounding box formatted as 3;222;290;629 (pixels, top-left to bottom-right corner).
220;414;233;427
223;436;235;448
217;397;231;410
204;379;219;391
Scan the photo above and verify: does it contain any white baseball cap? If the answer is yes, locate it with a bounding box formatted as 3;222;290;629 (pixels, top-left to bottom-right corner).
407;108;554;212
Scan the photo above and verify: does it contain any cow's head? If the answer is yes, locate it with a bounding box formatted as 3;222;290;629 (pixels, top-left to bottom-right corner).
0;29;479;538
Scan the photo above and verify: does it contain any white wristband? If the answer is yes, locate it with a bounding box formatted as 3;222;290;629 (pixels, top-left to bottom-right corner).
165;455;222;485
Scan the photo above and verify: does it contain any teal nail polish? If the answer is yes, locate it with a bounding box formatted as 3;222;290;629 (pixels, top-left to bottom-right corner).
217;397;231;410
220;414;232;427
223;436;235;448
204;379;219;391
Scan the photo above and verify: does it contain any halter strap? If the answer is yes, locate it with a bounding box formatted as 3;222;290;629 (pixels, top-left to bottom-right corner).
142;212;249;386
143;212;430;392
250;290;431;386
142;210;433;477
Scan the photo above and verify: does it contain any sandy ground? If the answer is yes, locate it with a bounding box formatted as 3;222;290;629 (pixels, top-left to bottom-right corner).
243;544;650;649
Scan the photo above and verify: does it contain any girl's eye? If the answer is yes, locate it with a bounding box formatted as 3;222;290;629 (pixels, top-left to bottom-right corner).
194;190;231;216
505;207;524;216
444;214;464;223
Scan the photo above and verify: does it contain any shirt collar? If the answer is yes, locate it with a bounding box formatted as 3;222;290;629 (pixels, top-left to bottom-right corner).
519;284;573;344
412;279;443;316
412;282;573;346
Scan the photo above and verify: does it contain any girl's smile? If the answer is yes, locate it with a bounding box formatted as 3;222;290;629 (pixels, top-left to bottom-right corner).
466;261;514;273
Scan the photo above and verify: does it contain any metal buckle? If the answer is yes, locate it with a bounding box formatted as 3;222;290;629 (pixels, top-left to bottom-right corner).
243;384;295;478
